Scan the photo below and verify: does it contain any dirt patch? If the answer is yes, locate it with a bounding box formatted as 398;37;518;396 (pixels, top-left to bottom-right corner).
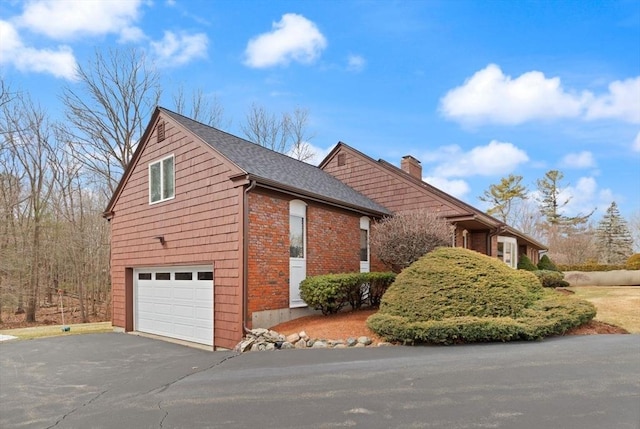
565;320;629;335
270;309;385;342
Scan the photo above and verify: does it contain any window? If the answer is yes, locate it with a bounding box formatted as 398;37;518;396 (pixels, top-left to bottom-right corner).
497;236;518;269
138;273;152;280
337;153;346;166
155;272;171;280
149;155;175;204
198;271;213;281
289;200;307;259
290;215;305;258
360;229;369;262
175;272;193;280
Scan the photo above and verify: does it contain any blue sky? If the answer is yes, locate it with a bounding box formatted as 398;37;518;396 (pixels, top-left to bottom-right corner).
1;0;639;221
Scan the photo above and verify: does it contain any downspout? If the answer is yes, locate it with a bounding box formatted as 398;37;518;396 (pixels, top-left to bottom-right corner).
242;179;257;334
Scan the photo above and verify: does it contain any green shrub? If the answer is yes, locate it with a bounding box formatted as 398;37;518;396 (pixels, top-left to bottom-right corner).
366;247;595;344
625;254;640;270
537;254;559;271
300;272;396;315
365;272;397;307
517;254;538;271
533;270;570;288
557;263;626;272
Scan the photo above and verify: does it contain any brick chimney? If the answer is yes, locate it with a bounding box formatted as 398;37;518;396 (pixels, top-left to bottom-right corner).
401;155;422;180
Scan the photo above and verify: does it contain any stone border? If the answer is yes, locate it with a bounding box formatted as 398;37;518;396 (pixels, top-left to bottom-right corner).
234;328;392;352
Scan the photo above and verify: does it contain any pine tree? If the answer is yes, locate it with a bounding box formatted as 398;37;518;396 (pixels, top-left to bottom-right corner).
536;170;593;227
479;174;528;223
595;202;633;264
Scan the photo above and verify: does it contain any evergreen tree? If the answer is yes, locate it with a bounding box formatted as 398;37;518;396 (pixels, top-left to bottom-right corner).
479;174;528;223
536;170;593;227
595;202;633;264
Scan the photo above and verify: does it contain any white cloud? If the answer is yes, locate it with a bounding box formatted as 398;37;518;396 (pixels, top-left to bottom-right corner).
440;63;640;125
347;54;366;72
291;142;335;166
561;151;595;169
118;26;146;43
423;177;470;199
423;140;529;178
585;77;640;124
16;0;143;40
0;20;77;80
633;131;640;152
150;31;208;66
560;176;608;217
440;64;585;125
244;13;327;68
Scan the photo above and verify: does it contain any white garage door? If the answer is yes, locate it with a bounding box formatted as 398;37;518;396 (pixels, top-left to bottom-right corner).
134;266;214;346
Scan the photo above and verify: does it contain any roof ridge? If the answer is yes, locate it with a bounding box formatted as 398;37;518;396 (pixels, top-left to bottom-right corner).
158;106;321;170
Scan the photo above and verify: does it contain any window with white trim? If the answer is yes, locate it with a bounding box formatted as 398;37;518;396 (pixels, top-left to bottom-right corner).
497;236;518;269
149;155;175;204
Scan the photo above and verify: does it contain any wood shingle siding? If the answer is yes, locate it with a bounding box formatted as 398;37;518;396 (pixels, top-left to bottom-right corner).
108;113;243;350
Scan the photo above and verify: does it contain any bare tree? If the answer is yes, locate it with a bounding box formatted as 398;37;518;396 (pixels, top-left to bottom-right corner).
286;107;316;162
629;210;640;253
1;94;59;322
60;48;161;196
241;103;316;161
172;86;229;129
371;209;453;272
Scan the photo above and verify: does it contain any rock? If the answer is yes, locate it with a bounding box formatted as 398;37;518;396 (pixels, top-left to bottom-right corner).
354;343;366;348
357;336;373;346
252;328;269;336
299;331;309;341
312;341;327;348
237;338;255;353
346;337;358;347
286;333;300;343
294;339;307;349
377;342;393;347
250;343;261;352
265;343;275;351
281;342;294;349
334;344;347;349
306;339;315;347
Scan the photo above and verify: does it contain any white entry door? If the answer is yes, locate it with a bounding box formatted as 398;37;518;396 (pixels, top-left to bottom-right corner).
360;217;370;273
134;266;214;346
289;200;307;307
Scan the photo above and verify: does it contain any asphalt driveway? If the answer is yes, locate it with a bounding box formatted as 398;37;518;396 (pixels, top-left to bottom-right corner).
0;333;638;429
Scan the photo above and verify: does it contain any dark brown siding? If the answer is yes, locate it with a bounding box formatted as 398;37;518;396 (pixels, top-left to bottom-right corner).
322;147;467;217
109;113;243;349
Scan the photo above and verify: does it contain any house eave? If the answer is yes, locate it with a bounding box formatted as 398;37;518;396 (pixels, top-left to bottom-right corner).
248;174;391;218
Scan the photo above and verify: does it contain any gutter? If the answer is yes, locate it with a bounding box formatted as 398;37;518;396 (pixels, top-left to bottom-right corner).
242;179;257;334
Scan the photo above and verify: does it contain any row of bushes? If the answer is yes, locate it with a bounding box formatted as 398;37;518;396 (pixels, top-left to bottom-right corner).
518;254;558;271
299;272;396;315
558;253;640;271
518;254;569;287
367;294;596;345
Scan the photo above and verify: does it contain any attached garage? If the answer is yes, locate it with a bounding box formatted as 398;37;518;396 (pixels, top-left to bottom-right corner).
134;266;214;346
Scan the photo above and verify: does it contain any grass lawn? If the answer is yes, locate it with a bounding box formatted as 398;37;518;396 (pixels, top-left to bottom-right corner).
567;286;640;333
0;321;112;340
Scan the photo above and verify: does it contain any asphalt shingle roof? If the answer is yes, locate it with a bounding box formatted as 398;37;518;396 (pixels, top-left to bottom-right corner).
161;108;390;215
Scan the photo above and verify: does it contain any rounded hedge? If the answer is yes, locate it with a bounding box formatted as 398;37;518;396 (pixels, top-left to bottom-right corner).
626;253;640;270
367;247;596;344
